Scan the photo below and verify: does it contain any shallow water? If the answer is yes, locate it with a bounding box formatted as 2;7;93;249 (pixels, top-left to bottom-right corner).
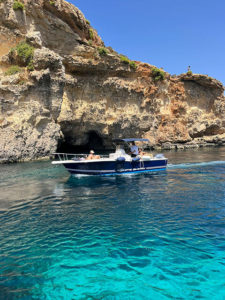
0;148;225;299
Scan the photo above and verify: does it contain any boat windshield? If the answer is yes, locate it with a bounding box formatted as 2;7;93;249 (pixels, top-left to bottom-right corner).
115;144;126;155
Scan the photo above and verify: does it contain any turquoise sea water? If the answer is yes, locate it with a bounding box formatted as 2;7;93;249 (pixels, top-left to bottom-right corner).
0;148;225;299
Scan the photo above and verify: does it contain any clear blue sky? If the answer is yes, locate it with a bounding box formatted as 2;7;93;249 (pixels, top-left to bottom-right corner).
71;0;225;85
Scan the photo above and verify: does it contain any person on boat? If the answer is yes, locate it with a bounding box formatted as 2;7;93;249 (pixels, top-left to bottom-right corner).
138;148;146;157
86;150;100;160
130;141;139;157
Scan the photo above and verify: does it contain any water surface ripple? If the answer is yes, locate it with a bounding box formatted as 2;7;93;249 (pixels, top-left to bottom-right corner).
0;148;225;299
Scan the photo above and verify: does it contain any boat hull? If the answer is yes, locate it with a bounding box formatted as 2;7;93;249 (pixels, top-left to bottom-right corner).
62;159;167;176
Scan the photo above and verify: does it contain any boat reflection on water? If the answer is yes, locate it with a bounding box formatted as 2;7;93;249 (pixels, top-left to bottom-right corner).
66;169;168;185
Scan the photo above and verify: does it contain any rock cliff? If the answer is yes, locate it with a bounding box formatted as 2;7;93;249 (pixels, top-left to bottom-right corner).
0;0;225;162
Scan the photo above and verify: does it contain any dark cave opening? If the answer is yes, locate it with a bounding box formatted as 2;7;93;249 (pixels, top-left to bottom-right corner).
57;141;84;153
57;130;105;153
86;130;104;150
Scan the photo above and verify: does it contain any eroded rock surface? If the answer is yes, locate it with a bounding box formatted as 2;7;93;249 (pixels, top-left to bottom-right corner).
0;0;225;162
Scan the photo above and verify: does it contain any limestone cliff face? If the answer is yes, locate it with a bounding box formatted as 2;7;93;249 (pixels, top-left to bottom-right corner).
0;0;225;162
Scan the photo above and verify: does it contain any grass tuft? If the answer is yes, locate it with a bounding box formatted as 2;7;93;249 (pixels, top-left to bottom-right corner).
98;47;108;56
151;67;165;81
4;65;22;76
9;41;34;71
15;41;34;65
129;61;137;70
13;0;24;10
120;55;137;70
89;28;94;40
27;61;34;71
120;55;130;64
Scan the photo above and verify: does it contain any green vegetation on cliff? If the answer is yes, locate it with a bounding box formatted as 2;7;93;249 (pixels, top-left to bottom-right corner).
13;0;24;10
27;61;34;71
16;41;34;64
129;61;137;70
4;65;22;76
98;47;108;56
9;41;34;71
89;28;94;40
120;55;137;70
151;67;165;81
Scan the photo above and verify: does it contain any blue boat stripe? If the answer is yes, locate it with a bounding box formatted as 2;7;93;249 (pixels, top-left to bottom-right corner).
70;168;167;176
66;165;167;175
101;168;166;176
67;169;115;173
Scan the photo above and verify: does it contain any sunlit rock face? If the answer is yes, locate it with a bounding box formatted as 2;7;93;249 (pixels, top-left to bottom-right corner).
0;0;225;162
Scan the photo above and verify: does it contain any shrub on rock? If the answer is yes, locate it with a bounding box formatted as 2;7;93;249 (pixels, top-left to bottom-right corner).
9;41;34;71
129;61;137;70
120;55;130;64
4;65;22;76
120;55;137;70
186;70;193;76
151;67;165;81
16;41;34;64
89;28;94;40
98;47;108;56
13;0;24;10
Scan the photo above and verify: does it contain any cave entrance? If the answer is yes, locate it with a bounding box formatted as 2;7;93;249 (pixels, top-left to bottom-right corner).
57;140;80;153
57;130;104;153
86;130;104;151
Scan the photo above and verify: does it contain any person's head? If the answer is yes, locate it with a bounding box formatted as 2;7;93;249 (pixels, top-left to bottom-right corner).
131;141;135;146
90;150;95;154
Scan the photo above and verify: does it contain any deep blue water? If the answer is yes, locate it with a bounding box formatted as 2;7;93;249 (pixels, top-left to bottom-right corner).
0;148;225;299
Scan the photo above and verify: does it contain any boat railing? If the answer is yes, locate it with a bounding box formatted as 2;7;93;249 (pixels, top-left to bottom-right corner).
53;153;108;161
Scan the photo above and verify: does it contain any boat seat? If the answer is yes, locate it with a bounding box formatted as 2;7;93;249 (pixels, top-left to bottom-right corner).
142;156;151;161
132;157;140;162
116;157;126;162
72;157;81;161
154;154;165;159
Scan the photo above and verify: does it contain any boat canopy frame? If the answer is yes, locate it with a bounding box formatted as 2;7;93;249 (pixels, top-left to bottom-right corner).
112;138;150;143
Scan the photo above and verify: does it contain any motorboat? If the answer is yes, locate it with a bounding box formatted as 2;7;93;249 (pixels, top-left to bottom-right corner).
52;138;168;176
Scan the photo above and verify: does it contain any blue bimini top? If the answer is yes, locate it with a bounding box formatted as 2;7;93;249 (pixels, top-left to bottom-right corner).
112;138;150;143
